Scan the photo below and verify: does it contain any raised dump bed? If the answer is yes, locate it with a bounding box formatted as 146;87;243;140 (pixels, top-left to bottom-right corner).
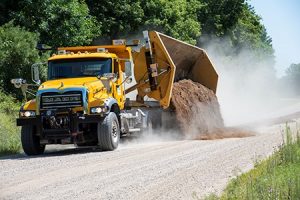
131;31;223;136
131;31;218;108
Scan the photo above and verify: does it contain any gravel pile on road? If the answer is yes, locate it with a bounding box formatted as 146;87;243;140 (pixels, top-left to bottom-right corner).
171;79;253;139
195;127;255;140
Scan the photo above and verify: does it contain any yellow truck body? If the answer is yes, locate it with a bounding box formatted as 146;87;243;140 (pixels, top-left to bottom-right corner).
12;31;218;155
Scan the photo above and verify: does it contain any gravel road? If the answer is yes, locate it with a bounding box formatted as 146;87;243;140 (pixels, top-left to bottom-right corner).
0;118;298;200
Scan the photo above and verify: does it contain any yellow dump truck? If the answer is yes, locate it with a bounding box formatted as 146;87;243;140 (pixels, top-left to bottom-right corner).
11;31;218;155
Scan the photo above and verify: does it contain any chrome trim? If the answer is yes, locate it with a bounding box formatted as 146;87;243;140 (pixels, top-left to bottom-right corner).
42;105;82;109
42;101;82;105
42;94;81;98
36;87;89;115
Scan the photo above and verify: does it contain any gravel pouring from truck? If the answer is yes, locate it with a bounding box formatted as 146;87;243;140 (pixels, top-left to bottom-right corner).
11;31;219;155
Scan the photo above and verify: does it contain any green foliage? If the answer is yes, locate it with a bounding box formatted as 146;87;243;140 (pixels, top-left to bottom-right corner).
141;0;202;44
205;124;300;200
0;0;22;25
14;0;100;47
0;91;21;156
0;112;21;156
1;0;274;53
0;22;43;95
87;0;144;39
0;89;20;114
87;0;274;49
198;0;245;37
87;0;201;45
198;1;274;63
230;4;274;60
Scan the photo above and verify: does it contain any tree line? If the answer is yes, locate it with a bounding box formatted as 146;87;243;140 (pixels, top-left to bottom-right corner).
1;0;273;50
0;0;282;95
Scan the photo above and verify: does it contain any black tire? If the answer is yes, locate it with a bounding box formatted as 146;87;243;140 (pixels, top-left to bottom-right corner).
98;112;120;151
21;126;45;156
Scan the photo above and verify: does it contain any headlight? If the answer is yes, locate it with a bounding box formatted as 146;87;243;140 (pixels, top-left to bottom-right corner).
20;110;36;118
90;106;108;114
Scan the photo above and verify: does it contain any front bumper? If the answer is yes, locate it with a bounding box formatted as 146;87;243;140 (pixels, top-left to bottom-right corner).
17;115;103;126
17;114;104;139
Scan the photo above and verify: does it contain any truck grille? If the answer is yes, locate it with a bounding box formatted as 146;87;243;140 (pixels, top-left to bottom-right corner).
40;91;83;109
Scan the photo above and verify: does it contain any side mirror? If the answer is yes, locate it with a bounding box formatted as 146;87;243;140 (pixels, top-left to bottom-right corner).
31;64;41;85
11;78;26;89
11;78;31;101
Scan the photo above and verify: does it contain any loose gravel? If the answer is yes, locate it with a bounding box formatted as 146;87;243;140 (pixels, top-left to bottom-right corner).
0;119;294;200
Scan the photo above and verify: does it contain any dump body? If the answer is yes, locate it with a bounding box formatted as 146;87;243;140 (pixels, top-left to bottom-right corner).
132;31;218;109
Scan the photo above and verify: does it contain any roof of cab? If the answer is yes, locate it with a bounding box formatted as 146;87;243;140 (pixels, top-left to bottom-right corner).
48;45;132;61
48;52;117;61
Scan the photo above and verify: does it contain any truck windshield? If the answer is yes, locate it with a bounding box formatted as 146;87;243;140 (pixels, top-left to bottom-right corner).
48;58;112;80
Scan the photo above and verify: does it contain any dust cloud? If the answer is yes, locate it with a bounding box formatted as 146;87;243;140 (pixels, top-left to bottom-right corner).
119;127;182;149
201;37;296;127
122;33;298;144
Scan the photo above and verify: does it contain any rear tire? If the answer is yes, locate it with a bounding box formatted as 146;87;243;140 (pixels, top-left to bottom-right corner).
21;126;45;156
98;112;120;151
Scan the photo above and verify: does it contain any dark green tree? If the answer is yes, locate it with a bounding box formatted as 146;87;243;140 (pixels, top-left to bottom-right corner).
197;1;274;63
13;0;100;47
141;0;202;44
198;0;245;37
0;0;22;26
0;22;43;95
229;4;274;59
86;0;144;39
86;0;202;45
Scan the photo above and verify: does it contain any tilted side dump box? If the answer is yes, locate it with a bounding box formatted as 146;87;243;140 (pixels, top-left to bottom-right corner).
131;31;218;109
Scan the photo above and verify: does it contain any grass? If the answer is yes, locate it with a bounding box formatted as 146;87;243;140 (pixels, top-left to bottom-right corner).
204;124;300;200
0;91;21;156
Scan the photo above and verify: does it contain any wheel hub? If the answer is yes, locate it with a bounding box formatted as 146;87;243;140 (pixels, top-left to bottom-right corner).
112;120;118;143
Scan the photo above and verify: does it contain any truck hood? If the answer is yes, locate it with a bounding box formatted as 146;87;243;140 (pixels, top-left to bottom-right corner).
37;77;109;112
39;77;104;92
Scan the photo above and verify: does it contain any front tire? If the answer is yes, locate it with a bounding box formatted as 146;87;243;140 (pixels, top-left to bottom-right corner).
21;126;45;156
98;112;120;151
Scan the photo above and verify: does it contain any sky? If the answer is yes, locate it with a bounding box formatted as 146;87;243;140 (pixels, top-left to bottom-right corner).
250;0;300;77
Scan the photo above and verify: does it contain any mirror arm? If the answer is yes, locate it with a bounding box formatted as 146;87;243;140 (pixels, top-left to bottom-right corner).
26;90;36;97
21;84;37;101
20;85;28;101
11;78;38;101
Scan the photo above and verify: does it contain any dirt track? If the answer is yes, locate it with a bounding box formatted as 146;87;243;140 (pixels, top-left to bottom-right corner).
1;116;298;200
